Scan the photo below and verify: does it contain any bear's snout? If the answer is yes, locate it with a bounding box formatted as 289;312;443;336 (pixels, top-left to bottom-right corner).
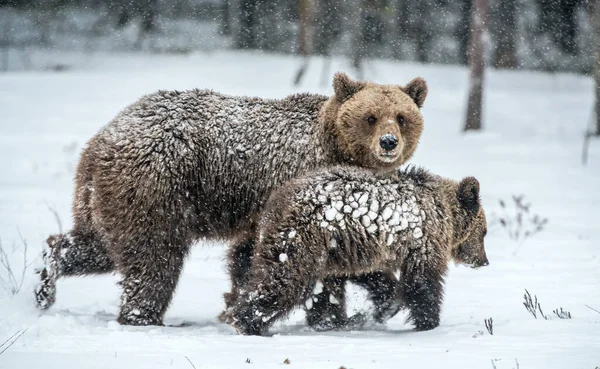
472;255;489;268
379;134;398;151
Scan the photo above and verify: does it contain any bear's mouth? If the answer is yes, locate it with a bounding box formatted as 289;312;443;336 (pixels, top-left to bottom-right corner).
469;259;489;268
377;151;400;164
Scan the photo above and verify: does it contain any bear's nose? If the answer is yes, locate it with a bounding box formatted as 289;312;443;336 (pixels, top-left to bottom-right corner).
379;134;398;151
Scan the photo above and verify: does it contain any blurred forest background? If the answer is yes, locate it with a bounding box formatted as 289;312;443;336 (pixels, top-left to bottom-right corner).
1;0;600;136
0;0;597;74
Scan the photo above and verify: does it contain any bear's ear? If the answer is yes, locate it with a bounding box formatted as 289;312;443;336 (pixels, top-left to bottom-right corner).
457;177;480;214
403;77;428;108
333;72;365;103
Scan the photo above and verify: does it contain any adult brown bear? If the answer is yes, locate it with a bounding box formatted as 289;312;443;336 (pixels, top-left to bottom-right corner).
35;73;428;327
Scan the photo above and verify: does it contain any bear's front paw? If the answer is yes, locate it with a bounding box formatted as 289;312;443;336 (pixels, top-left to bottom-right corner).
310;312;368;332
228;304;269;336
117;309;163;326
229;318;266;336
412;316;439;331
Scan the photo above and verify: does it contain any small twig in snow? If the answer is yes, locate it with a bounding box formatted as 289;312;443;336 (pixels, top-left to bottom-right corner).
585;304;600;315
514;358;520;369
0;235;30;295
16;229;31;293
45;203;63;235
0;331;21;350
553;307;572;319
185;356;197;369
523;289;549;320
0;328;28;355
484;317;493;335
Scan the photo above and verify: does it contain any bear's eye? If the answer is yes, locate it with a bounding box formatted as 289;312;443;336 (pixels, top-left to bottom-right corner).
396;114;405;126
366;115;377;125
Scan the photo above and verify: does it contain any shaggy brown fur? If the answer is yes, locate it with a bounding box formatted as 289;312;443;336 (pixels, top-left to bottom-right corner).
35;73;428;327
223;166;489;335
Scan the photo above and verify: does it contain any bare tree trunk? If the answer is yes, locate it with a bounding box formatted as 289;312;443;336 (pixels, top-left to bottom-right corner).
348;0;365;78
313;0;340;54
298;0;314;57
558;0;579;56
221;0;231;35
294;0;314;85
456;0;472;65
593;0;600;135
254;1;284;51
385;0;403;60
464;0;488;132
135;0;157;50
235;0;257;49
493;0;517;68
1;12;10;72
539;0;580;56
414;1;432;63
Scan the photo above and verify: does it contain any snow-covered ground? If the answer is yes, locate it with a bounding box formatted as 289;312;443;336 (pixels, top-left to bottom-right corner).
0;51;599;369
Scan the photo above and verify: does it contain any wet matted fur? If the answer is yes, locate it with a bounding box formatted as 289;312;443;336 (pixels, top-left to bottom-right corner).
223;166;489;335
35;73;429;326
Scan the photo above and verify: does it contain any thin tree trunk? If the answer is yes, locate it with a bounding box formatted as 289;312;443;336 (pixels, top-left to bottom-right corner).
389;0;407;60
464;0;488;132
456;0;472;65
221;0;231;35
493;0;517;69
313;0;339;55
593;0;600;135
558;0;578;56
294;0;314;86
415;1;431;63
1;13;10;72
236;0;257;49
349;0;365;78
298;0;314;57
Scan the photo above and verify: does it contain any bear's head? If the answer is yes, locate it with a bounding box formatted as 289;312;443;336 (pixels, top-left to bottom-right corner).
451;177;489;268
323;72;427;172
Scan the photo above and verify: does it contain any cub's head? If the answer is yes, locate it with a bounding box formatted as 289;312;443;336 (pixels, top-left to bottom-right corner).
326;72;427;172
451;177;489;268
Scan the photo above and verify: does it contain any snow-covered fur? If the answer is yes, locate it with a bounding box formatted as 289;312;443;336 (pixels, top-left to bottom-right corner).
224;166;489;335
34;73;429;327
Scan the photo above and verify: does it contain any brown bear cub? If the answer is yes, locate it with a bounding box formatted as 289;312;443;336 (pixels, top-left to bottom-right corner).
34;72;428;327
223;166;489;335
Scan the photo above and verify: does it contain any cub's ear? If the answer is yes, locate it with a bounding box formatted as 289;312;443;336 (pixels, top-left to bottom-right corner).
457;176;480;214
403;77;428;108
333;72;365;103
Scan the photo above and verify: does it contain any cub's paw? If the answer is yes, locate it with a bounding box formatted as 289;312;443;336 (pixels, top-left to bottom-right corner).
310;312;368;332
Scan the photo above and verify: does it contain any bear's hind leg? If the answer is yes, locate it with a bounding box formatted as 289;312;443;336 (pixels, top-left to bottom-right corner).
116;238;188;326
35;228;114;310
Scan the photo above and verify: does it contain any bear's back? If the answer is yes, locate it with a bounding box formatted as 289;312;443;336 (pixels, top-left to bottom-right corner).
268;166;447;273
